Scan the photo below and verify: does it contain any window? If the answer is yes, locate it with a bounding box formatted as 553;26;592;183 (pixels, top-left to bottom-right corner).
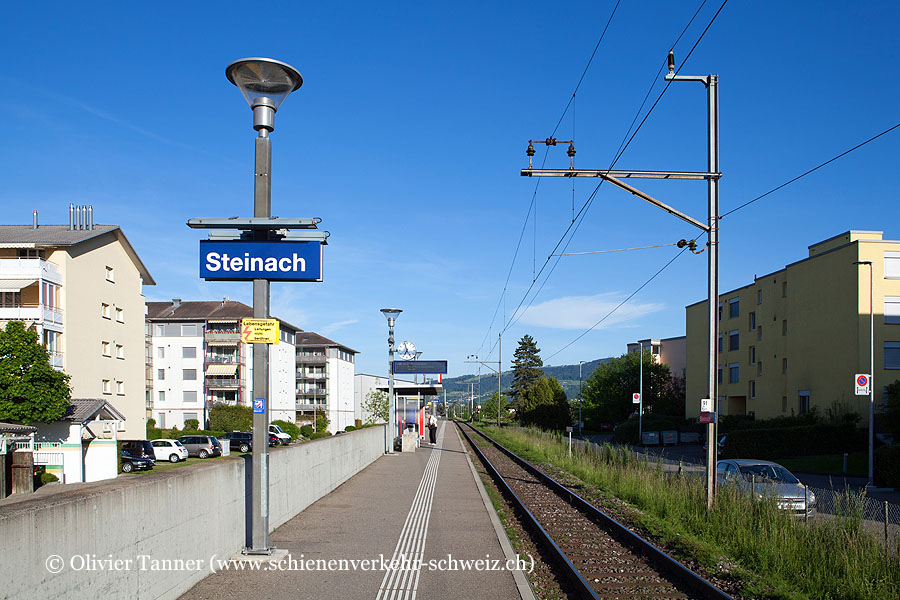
116;344;124;359
105;266;115;282
101;303;111;319
184;412;198;423
886;252;900;279
102;379;111;394
885;342;900;369
155;324;165;336
158;369;165;380
729;330;739;351
757;289;763;305
757;361;763;376
798;390;810;415
181;324;198;337
749;380;756;399
157;347;165;359
182;346;197;359
782;320;788;336
757;325;762;341
749;346;756;365
44;330;60;354
101;341;111;357
717;304;723;321
183;369;197;380
782;358;788;374
183;391;198;403
885;297;900;324
782;281;788;297
749;312;756;331
116;381;125;395
158;391;165;403
115;307;124;323
729;363;739;383
782;396;788;412
729;298;740;319
718;334;723;353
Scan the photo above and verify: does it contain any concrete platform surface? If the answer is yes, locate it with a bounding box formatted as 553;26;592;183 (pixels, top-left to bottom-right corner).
181;422;531;600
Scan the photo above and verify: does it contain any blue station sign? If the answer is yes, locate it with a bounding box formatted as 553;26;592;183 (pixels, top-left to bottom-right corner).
392;360;448;375
200;240;323;282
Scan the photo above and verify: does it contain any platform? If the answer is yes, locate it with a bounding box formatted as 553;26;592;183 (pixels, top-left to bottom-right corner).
181;421;534;600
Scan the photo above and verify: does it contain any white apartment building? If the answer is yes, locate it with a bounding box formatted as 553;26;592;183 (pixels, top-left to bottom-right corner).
296;332;358;432
146;300;298;429
626;336;687;379
0;206;154;440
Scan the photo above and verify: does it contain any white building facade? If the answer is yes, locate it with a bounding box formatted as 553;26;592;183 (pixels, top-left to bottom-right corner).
296;332;358;433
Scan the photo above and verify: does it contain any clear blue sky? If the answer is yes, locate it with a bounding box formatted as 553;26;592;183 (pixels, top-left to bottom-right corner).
2;1;898;377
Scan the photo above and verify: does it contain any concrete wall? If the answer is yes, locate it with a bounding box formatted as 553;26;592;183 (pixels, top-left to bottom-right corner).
0;425;385;600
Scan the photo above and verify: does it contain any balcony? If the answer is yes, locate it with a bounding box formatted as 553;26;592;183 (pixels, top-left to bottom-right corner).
205;354;243;365
0;304;64;327
48;351;63;370
0;257;62;283
206;377;242;389
296;353;326;364
206;330;242;344
296;371;326;379
296;400;327;410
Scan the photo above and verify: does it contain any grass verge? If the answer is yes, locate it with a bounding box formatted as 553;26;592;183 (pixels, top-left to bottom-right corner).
777;452;867;477
475;424;900;600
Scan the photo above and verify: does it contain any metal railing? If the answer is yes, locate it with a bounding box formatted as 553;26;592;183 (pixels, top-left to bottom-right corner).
206;378;243;388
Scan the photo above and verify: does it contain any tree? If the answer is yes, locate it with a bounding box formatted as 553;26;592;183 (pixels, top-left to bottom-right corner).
209;404;252;432
362;389;389;424
0;321;70;424
581;351;675;426
509;334;544;409
480;393;509;421
519;376;570;429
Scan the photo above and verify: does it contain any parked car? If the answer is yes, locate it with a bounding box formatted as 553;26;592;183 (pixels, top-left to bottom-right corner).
150;439;189;463
177;435;223;459
716;459;816;517
269;424;292;445
220;431;253;453
121;440;156;463
703;435;726;455
121;450;154;473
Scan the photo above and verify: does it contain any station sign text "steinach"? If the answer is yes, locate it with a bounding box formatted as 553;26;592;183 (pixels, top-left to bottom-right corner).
199;240;323;282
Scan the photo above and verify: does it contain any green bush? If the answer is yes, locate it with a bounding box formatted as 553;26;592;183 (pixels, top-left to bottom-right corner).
345;425;356;431
184;419;199;431
721;423;864;460
874;445;900;487
209;404;252;432
272;419;300;440
310;431;332;440
300;425;313;437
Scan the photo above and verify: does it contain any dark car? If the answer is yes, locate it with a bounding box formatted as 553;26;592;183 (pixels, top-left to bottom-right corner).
177;435;223;459
121;440;156;463
121;450;154;473
220;432;253;453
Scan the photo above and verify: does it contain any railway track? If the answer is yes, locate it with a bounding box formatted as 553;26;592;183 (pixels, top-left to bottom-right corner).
458;422;733;600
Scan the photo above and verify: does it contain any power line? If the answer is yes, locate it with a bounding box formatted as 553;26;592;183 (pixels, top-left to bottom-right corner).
551;242;679;257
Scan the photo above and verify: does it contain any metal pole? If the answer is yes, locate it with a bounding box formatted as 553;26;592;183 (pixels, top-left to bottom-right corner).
868;263;874;485
639;342;643;445
387;322;395;454
250;132;272;553
498;333;502;428
706;74;720;511
579;360;584;435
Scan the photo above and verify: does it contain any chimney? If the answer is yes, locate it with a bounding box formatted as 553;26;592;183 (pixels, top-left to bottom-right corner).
69;203;75;230
172;298;182;308
88;205;93;230
81;205;87;230
32;210;38;229
222;297;227;307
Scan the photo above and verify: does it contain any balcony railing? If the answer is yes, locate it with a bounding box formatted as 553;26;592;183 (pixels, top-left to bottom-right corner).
205;354;243;365
206;378;243;389
0;304;64;326
206;330;242;342
48;351;63;369
296;372;326;379
296;354;326;363
0;257;61;280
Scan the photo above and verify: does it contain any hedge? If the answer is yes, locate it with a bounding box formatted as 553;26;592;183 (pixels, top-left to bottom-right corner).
874;445;900;487
720;423;864;460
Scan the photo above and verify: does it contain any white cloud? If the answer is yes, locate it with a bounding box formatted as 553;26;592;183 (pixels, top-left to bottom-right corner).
516;293;665;330
321;319;359;335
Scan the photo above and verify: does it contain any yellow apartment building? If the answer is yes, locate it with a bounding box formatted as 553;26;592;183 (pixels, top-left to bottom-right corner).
686;230;900;421
0;206;155;440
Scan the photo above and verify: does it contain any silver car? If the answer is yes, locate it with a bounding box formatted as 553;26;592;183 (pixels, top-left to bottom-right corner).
716;459;816;517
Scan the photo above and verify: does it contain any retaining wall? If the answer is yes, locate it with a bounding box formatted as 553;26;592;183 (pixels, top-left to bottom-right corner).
0;425;385;600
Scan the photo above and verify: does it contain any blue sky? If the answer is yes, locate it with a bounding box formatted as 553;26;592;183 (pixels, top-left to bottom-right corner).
1;1;898;377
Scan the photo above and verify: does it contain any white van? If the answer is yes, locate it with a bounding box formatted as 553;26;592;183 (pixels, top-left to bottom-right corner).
269;424;292;445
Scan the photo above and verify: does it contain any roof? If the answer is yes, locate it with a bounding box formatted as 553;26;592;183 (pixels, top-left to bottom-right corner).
146;300;301;333
64;398;126;423
296;331;358;354
0;224;155;285
0;421;37;434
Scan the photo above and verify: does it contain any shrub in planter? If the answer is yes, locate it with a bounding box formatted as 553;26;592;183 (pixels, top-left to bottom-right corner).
345;425;356;432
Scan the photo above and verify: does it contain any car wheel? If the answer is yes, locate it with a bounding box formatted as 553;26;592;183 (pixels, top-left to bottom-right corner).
239;443;250;453
199;449;209;459
169;454;180;463
122;462;133;473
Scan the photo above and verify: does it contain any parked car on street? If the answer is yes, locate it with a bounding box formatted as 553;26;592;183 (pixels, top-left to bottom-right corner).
121;440;156;463
177;435;223;459
269;424;292;445
120;450;154;473
716;459;816;517
150;439;189;463
220;431;253;453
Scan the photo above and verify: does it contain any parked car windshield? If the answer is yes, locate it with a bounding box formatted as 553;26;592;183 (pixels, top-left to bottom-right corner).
738;464;799;484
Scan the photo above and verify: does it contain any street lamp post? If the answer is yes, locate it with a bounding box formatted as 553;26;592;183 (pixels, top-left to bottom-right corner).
226;57;303;554
381;308;402;453
854;260;875;485
638;342;644;445
579;360;586;434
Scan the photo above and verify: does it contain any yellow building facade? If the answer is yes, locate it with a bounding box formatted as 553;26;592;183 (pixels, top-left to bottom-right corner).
686;231;900;421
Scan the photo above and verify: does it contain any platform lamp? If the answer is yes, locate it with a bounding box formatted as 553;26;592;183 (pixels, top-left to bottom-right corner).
225;57;303;555
381;308;402;453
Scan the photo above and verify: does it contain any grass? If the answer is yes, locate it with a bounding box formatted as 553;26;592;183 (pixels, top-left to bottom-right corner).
777;452;867;477
474;424;900;600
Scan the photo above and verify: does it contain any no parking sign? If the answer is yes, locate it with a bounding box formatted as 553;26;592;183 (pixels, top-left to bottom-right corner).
855;374;870;396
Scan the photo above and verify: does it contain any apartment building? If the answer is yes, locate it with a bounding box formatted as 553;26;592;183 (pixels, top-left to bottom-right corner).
0;206;154;440
626;336;687;379
296;332;358;432
146;300;298;429
686;230;900;421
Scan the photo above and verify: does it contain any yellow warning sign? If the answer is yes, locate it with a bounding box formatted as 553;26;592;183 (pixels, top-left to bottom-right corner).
241;318;279;344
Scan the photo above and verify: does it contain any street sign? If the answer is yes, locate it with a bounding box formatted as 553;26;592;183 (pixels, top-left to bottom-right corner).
242;318;279;344
632;393;641;404
392;360;448;375
700;398;712;412
699;411;716;423
855;374;871;396
253;398;265;414
199;240;323;281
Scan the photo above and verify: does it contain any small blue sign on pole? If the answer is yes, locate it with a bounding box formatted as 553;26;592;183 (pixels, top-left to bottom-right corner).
253;398;265;414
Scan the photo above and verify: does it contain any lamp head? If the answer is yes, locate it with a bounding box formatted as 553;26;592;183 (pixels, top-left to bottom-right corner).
226;57;303;131
381;308;402;327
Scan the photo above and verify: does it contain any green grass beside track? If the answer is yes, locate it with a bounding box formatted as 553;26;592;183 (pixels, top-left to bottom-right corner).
473;424;900;600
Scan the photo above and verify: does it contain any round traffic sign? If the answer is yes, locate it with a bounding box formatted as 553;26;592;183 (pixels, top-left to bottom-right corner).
857;375;869;387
